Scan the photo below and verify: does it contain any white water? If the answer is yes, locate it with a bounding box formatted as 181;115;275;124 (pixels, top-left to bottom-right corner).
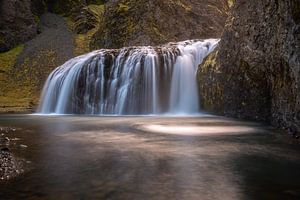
38;39;219;115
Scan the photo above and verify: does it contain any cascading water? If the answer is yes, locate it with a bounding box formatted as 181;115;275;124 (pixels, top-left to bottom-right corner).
38;39;219;115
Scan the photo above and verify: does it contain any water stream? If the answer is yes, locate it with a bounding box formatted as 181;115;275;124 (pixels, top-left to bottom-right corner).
38;39;219;114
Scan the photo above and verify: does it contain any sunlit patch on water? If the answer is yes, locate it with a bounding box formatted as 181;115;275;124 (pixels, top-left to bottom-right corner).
137;124;258;136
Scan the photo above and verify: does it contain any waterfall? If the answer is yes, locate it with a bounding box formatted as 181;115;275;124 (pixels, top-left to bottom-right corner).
38;39;219;115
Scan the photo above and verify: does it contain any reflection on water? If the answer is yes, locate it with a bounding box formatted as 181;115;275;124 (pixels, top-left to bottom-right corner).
0;115;299;200
138;124;258;136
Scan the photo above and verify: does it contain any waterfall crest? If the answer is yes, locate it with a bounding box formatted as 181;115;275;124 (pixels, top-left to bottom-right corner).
38;39;219;115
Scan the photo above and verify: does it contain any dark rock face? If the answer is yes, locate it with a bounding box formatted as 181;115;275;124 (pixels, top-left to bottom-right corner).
31;0;47;16
0;0;37;52
46;0;82;14
91;0;230;49
198;0;300;131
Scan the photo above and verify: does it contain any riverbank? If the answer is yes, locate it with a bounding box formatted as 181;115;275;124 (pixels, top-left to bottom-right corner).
0;126;29;180
0;107;35;114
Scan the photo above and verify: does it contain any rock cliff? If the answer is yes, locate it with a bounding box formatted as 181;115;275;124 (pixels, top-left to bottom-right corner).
91;0;230;49
198;0;300;133
0;0;37;52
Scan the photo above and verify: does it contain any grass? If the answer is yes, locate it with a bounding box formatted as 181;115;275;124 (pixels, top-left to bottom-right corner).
74;30;98;55
0;45;24;72
0;45;56;113
0;45;36;113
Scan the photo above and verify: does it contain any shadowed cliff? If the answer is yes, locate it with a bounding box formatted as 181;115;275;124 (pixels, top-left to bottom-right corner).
198;0;300;134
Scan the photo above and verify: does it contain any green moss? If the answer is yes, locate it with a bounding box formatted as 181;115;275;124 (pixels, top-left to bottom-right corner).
171;0;192;12
0;44;35;113
201;50;220;72
228;0;235;7
151;23;167;41
208;4;225;15
74;30;97;55
126;18;135;34
0;45;24;72
0;45;61;113
88;4;104;22
33;15;40;23
64;4;104;55
117;3;130;13
197;49;224;113
64;16;74;30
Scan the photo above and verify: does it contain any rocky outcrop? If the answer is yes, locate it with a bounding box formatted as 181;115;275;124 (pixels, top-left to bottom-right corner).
0;0;38;52
198;0;300;132
0;13;74;113
16;12;75;89
72;3;104;34
91;0;230;49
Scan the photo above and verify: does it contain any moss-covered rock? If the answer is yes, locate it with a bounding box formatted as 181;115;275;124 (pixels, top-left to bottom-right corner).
197;49;224;114
198;0;300;132
91;0;230;49
0;13;74;113
0;44;33;113
72;4;104;34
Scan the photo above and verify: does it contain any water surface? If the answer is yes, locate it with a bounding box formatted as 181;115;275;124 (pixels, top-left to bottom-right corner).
0;115;299;200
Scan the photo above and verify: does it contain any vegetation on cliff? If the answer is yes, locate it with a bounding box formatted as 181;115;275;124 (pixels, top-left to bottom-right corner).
91;0;230;49
0;45;32;113
198;0;300;134
0;0;230;112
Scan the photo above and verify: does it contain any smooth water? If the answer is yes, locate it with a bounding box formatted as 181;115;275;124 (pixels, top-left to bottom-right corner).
38;39;219;115
0;115;299;200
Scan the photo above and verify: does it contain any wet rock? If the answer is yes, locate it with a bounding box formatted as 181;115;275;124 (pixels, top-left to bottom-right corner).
1;147;10;152
288;125;298;135
20;144;28;148
4;137;10;142
0;149;25;180
0;127;18;133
